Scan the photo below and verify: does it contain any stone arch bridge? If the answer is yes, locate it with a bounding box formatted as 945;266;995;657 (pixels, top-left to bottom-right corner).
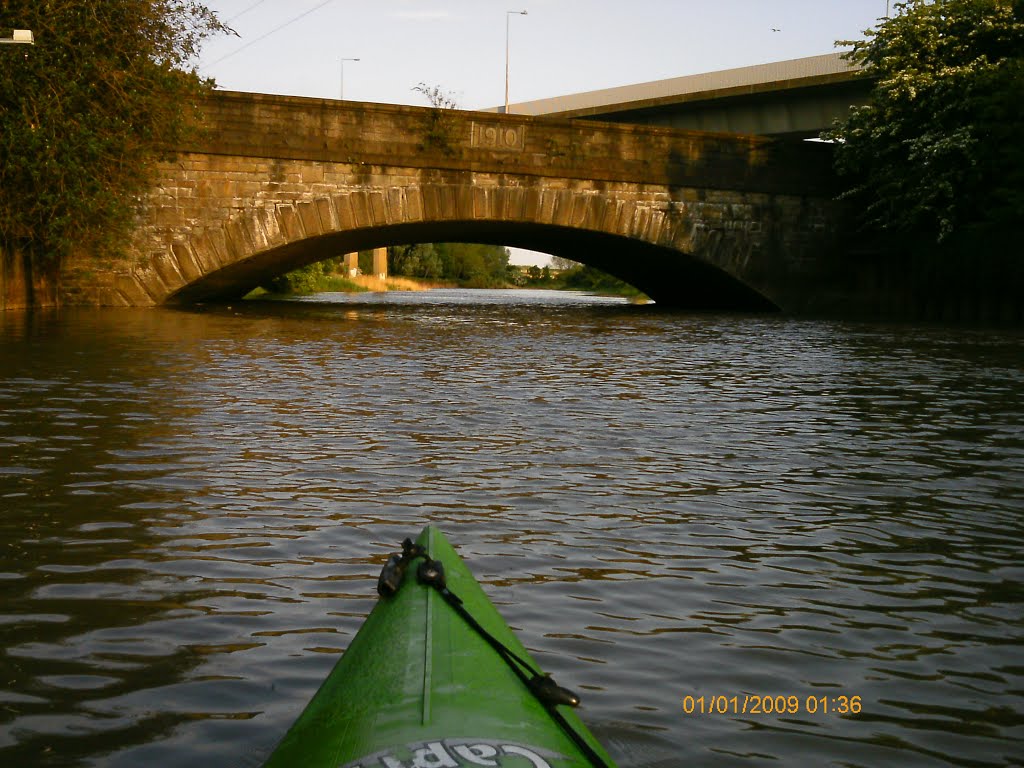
65;91;850;311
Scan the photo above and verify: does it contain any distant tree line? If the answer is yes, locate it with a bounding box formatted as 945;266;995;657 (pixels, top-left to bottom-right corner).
517;257;646;298
262;243;512;294
389;243;512;287
262;245;650;298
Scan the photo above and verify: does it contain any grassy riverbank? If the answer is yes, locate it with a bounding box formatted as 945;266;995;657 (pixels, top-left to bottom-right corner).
248;257;648;301
246;272;449;299
251;272;648;301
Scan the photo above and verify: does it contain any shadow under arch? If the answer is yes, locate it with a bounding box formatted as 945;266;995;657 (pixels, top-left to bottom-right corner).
167;218;778;312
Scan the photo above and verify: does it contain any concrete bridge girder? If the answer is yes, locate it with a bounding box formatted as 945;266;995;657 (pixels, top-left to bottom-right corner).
593;84;870;140
502;53;872;140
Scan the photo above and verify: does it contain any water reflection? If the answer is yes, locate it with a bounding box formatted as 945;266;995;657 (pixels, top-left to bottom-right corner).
1;295;1022;767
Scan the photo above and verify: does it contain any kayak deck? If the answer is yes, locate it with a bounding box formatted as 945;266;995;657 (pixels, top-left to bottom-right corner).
263;525;616;767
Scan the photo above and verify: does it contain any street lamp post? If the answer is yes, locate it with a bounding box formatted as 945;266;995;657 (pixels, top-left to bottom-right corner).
340;57;360;101
0;29;34;44
505;10;527;113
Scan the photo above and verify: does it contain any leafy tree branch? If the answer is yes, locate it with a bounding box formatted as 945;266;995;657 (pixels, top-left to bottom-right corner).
0;0;231;262
825;0;1024;247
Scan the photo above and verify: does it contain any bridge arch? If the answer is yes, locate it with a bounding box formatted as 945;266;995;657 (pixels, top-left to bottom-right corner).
159;182;779;310
62;93;845;312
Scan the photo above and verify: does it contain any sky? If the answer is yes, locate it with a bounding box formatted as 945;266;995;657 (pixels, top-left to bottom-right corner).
196;1;890;265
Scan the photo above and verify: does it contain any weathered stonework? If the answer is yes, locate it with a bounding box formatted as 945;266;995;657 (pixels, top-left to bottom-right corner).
61;91;850;312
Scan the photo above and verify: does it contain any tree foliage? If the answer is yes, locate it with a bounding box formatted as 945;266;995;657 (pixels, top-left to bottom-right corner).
262;256;364;295
390;243;511;287
556;264;645;297
389;243;444;279
826;0;1024;246
0;1;230;261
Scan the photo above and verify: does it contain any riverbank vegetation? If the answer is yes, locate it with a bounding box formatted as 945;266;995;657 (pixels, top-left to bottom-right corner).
258;255;444;296
518;261;648;300
826;0;1023;252
0;2;230;265
262;244;512;296
261;258;369;295
260;246;648;300
389;243;512;287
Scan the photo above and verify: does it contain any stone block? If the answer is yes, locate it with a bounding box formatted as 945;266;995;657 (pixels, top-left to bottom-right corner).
207;227;234;268
115;273;159;306
645;210;665;244
420;185;441;220
454;186;473;219
301;164;325;184
507;187;527;221
404;187;424;222
349;191;371;228
586;196;611;231
551;189;574;227
387;188;405;223
368;191;388;225
171;241;203;282
599;199;621;233
569;194;589;228
151;248;186;291
189;231;220;274
224;218;255;262
316;198;339;232
472;187;489;219
332;193;356;231
297;201;323;237
516;187;535;222
613;200;637;236
666;214;696;251
437;186;458;220
276;204;304;242
631;207;651;239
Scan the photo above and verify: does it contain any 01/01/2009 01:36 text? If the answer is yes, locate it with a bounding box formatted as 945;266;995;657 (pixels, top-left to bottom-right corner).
683;694;863;716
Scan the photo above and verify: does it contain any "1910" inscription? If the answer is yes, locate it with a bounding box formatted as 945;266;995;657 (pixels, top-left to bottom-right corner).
471;122;526;151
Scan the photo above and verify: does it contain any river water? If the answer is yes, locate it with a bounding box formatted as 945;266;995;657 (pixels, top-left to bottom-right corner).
1;289;1022;768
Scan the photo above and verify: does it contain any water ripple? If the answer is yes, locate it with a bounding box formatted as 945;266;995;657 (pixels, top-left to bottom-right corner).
0;299;1022;767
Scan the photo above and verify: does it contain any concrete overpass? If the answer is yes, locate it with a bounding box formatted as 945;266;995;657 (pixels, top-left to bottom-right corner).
498;53;871;139
62;90;859;313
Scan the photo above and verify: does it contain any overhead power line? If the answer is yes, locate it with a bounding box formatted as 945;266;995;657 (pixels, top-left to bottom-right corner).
207;0;340;67
226;0;270;24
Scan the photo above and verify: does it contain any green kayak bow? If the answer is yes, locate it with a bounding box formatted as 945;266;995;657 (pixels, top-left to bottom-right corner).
263;525;617;768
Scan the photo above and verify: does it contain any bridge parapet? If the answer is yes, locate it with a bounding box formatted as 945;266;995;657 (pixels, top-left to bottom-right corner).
184;91;836;195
